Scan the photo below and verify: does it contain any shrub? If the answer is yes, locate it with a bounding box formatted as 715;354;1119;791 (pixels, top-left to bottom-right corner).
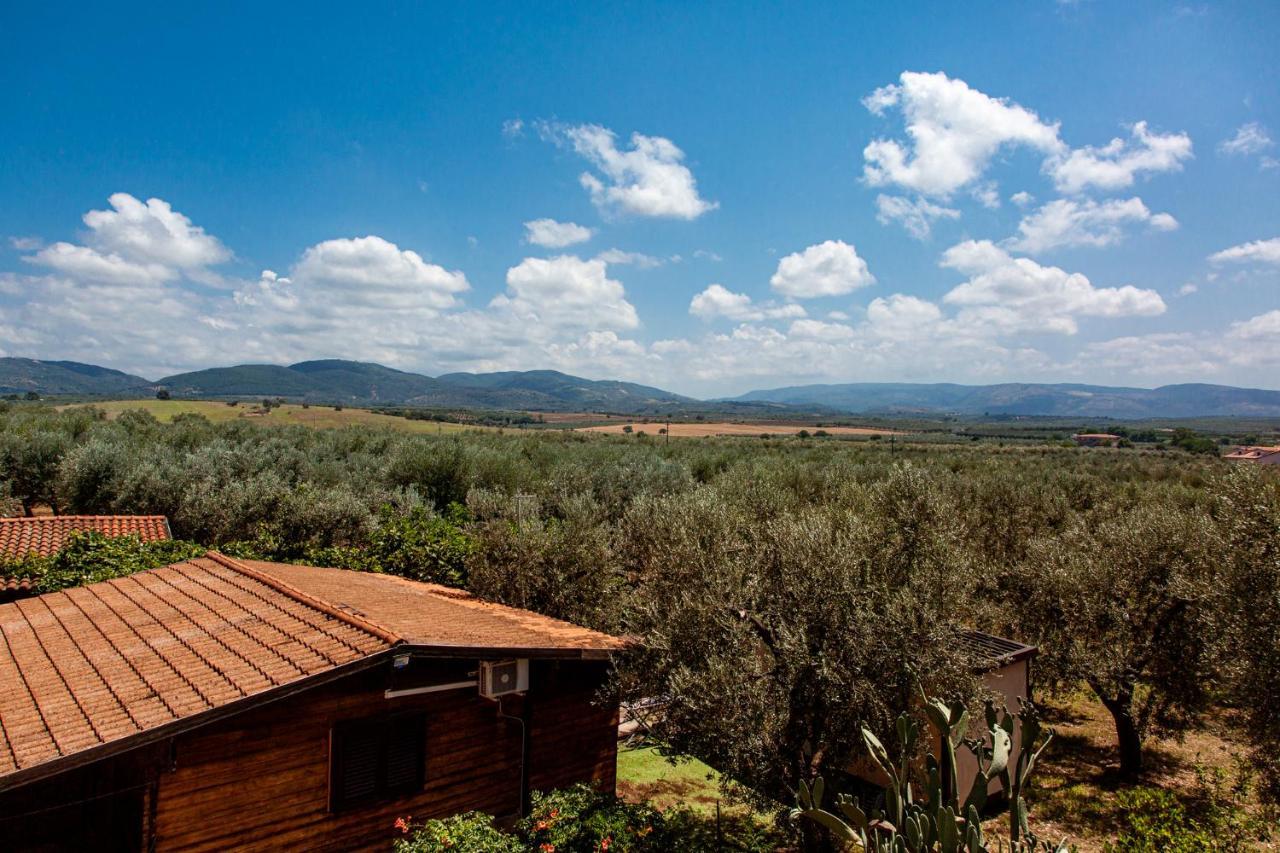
518;784;666;852
394;812;521;853
1104;787;1215;853
1;531;206;594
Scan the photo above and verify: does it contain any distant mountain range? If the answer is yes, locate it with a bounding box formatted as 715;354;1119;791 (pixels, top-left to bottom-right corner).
4;356;1280;418
725;382;1280;418
0;357;696;414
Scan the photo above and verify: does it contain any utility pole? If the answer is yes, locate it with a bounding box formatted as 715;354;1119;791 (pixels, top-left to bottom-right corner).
666;419;671;446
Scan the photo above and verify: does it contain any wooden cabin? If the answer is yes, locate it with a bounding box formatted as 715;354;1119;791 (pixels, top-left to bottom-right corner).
0;552;626;852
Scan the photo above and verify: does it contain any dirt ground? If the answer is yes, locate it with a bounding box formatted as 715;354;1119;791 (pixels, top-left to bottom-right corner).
578;422;901;438
1022;690;1277;851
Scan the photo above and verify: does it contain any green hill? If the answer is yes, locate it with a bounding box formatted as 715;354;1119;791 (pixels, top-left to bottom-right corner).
0;358;151;396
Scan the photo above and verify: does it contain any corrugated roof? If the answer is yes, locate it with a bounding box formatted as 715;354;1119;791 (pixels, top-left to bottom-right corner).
960;630;1037;666
0;552;625;790
0;515;171;559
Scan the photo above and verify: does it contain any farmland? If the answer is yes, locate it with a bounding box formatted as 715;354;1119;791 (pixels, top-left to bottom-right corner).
577;421;902;438
59;399;486;433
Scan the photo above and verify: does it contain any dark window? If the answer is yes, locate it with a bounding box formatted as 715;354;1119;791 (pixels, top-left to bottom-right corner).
330;713;426;811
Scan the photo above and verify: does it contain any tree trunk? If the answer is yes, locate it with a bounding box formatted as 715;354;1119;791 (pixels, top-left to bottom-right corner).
1094;684;1144;780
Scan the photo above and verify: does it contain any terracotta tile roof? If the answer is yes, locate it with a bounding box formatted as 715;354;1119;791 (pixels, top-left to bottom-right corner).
0;515;171;559
0;552;625;790
1224;445;1280;461
0;576;35;605
239;559;629;657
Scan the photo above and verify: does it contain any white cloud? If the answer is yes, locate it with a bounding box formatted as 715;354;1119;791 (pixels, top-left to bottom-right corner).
594;248;667;268
941;239;1165;335
25;242;174;286
971;182;1001;209
523;218;594;248
862;71;1063;197
1228;309;1280;343
693;249;723;262
1010;191;1035;207
1046;121;1193;194
8;236;42;251
1178;282;1198;296
689;284;805;322
22;193;232;289
769;240;874;298
502;118;524;139
82;193;230;273
1006;197;1178;253
1219;122;1273;156
787;318;855;341
492;255;638;331
555;124;717;219
291;236;468;312
1209;237;1280;266
875;194;960;240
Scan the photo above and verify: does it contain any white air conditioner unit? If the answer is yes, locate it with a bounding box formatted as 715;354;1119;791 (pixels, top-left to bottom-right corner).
479;659;529;698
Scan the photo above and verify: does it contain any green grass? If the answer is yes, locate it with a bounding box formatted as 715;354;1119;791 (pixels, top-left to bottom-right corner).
60;399;486;433
617;746;726;814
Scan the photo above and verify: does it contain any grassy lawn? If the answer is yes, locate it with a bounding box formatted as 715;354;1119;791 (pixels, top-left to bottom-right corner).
60;399;486;433
617;746;728;815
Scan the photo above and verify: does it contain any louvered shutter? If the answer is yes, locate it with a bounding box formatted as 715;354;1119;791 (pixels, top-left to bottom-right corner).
384;715;426;794
331;713;426;811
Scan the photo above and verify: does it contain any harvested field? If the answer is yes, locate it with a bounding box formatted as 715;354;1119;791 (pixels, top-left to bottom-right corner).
577;421;901;438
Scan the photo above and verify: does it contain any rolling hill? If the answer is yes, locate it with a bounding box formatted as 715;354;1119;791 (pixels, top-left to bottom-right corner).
0;358;152;396
155;361;691;413
727;382;1280;418
5;355;1280;417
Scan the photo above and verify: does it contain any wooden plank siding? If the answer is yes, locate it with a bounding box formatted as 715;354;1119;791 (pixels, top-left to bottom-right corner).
149;657;615;852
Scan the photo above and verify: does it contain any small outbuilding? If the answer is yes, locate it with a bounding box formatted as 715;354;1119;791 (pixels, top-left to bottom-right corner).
0;552;626;852
1223;445;1280;464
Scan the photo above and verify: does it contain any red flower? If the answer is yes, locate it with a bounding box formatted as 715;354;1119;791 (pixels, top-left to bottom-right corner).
540;845;556;853
394;817;410;834
599;837;612;851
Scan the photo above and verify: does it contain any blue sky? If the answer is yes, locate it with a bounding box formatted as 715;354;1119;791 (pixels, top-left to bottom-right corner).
1;1;1278;395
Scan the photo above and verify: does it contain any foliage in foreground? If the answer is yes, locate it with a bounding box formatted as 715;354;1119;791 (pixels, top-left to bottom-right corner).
793;693;1071;852
392;783;780;852
0;530;206;594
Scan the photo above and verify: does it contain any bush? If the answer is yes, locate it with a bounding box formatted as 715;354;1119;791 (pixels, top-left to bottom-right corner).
1105;787;1216;852
394;812;521;852
1;531;206;594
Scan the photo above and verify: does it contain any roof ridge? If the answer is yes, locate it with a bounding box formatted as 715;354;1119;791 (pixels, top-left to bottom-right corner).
203;552;403;646
0;514;169;521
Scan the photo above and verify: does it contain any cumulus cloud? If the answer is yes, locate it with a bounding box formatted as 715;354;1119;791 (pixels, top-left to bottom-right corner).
291;236;468;311
26;242;174;286
492;255;638;331
1209;237;1280;266
769;240;874;298
553;124;717;219
1010;191;1035;207
862;71;1063;197
1046;121;1193;194
1006;197;1178;253
23;193;232;288
1219;122;1273;156
941;239;1165;335
689;284;805;322
523;218;594;248
875;194;960;239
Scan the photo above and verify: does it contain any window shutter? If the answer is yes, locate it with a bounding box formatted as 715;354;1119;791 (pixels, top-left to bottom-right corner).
384;716;425;793
331;713;426;811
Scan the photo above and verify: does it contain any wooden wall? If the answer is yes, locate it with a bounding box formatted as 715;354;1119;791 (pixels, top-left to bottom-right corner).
1;655;618;853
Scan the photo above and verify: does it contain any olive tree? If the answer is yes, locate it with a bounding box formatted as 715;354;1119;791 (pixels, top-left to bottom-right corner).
1018;501;1223;779
617;466;979;827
